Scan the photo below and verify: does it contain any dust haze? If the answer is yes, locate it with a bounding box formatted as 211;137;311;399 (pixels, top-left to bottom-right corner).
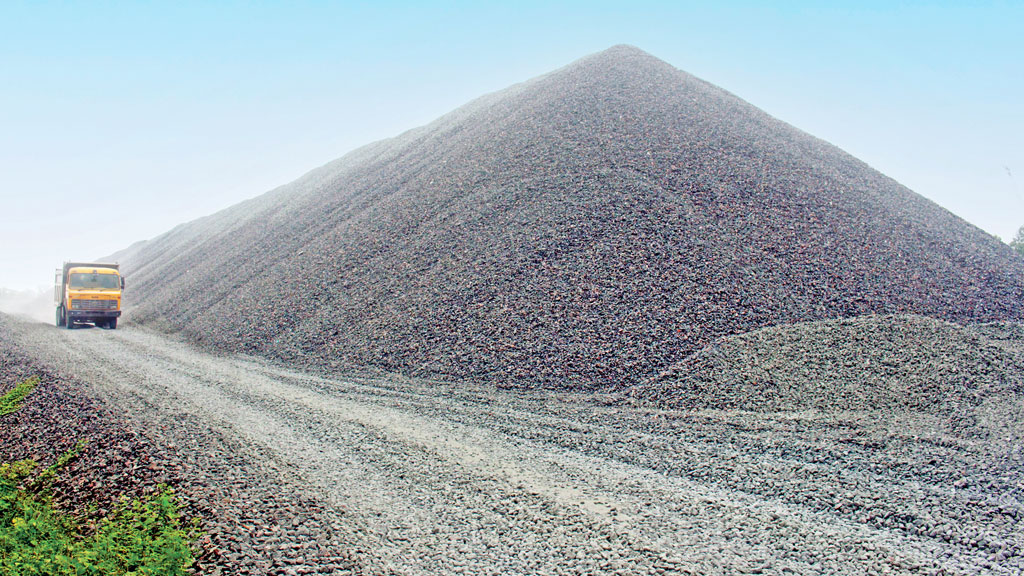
0;287;54;324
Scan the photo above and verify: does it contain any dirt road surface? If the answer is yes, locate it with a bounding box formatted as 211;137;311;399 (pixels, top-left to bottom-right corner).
5;318;1022;575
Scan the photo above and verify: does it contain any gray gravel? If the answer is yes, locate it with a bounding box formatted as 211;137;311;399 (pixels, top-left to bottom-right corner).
110;45;1024;391
635;315;1024;422
5;314;1023;575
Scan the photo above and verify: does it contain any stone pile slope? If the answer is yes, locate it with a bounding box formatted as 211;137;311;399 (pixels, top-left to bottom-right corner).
632;314;1024;439
119;45;1024;389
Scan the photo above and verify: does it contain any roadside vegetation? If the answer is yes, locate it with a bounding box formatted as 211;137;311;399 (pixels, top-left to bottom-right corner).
0;376;38;417
1012;224;1024;256
0;376;199;575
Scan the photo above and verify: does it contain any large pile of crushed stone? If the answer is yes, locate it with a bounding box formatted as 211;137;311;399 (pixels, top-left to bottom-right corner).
116;45;1024;389
631;314;1024;438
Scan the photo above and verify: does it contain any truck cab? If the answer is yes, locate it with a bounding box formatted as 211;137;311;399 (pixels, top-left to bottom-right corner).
55;262;124;329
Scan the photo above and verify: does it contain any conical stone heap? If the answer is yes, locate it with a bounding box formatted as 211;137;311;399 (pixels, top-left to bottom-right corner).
119;45;1024;389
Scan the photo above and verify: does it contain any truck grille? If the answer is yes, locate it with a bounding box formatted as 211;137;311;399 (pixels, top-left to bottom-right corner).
71;299;117;311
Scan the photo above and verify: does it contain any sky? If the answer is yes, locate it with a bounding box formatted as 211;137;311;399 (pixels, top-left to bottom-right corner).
1;1;1022;291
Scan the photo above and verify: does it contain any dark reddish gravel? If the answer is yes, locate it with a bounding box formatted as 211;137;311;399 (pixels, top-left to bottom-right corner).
113;45;1024;391
0;316;368;575
0;327;166;520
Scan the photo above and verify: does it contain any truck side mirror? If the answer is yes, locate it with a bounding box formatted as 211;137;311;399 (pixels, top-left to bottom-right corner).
121;277;126;290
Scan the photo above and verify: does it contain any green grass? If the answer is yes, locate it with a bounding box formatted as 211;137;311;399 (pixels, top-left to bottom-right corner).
1;461;199;575
0;378;200;575
0;376;39;416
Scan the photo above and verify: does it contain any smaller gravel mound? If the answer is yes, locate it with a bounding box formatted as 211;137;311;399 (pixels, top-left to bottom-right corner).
633;314;1024;437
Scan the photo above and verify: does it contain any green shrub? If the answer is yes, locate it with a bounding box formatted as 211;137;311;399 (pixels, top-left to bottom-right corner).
0;459;77;574
0;376;40;416
0;445;199;575
77;485;198;575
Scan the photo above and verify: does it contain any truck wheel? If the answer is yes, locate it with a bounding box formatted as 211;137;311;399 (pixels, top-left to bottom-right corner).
109;318;117;330
56;307;63;327
66;315;74;329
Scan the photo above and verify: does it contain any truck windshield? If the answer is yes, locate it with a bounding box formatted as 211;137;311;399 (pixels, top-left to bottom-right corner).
69;273;120;290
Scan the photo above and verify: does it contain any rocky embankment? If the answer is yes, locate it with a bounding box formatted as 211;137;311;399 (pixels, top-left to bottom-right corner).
0;315;367;575
0;320;172;519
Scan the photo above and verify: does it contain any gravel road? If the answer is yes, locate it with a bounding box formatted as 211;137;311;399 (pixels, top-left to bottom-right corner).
6;317;1022;575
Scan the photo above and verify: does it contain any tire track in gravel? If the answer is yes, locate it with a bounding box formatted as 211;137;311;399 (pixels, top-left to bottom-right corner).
9;320;1022;575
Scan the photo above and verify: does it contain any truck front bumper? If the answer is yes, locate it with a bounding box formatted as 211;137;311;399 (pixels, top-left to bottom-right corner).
68;310;121;321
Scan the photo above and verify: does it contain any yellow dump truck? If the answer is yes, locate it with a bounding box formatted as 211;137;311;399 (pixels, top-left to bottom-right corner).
54;262;124;329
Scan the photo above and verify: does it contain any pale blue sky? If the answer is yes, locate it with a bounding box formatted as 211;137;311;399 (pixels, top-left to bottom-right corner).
1;1;1022;291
